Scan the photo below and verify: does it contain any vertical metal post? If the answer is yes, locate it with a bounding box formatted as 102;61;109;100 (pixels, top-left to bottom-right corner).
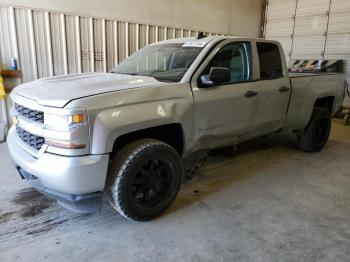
136;23;139;51
45;11;54;76
164;27;168;40
102;19;107;72
28;9;38;80
60;13;68;75
113;20;118;66
146;24;149;45
75;15;82;73
155;26;159;42
89;17;94;72
9;7;19;70
125;22;129;57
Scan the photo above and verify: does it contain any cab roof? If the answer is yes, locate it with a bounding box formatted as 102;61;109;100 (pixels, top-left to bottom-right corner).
150;36;267;46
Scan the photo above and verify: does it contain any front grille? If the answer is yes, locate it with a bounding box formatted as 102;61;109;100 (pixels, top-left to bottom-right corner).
16;126;45;150
14;103;44;123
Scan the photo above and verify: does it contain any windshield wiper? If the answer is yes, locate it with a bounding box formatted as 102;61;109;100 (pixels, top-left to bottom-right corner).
111;72;141;76
152;76;179;83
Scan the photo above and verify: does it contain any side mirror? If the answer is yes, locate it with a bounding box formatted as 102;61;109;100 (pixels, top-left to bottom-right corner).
200;67;230;86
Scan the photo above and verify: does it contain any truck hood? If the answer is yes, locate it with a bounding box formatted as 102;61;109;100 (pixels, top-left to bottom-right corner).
13;73;163;108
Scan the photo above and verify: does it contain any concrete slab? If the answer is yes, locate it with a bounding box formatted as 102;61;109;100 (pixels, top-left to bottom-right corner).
0;120;349;262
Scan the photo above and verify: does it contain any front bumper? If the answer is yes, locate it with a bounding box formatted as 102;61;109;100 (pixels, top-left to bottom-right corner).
7;126;109;195
17;167;103;213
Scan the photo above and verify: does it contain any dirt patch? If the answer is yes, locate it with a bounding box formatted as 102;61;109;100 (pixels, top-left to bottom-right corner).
12;188;55;218
20;201;52;218
0;212;16;224
13;188;46;204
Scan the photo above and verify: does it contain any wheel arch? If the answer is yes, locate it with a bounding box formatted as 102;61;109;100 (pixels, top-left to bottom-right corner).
111;123;185;156
314;96;335;113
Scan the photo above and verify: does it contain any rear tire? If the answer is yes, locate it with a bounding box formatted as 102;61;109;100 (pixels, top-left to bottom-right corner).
105;139;182;221
297;108;331;152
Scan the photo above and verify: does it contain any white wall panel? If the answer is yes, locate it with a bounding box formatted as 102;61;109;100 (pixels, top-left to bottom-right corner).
117;21;126;63
32;11;52;78
175;29;182;38
0;4;233;84
264;0;297;61
93;18;106;72
296;0;330;17
139;24;148;49
65;15;81;74
325;34;350;56
79;17;93;73
294;15;328;36
1;0;264;37
183;30;190;38
327;0;350;13
128;23;137;56
266;0;297;20
50;13;66;76
328;13;350;34
0;6;16;70
293;0;329;58
14;8;37;82
292;36;326;59
148;25;157;44
276;37;293;56
265;19;294;38
158;27;166;41
328;0;350;98
167;28;175;40
105;20;117;72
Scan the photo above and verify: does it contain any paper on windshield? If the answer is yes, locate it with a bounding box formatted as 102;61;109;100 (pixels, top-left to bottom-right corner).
182;42;207;48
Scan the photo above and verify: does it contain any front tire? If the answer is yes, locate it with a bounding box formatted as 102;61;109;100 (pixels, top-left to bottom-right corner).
297;108;331;152
105;139;182;221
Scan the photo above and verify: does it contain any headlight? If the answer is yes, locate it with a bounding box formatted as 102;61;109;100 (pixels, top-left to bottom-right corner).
44;111;88;150
44;113;86;131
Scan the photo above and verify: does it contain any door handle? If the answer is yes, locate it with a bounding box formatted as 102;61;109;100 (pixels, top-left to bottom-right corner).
245;90;258;97
279;86;290;92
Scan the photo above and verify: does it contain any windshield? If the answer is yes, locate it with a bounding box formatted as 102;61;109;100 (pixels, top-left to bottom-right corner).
112;43;204;82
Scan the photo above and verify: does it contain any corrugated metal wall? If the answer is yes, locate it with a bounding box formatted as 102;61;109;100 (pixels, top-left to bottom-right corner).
0;4;229;84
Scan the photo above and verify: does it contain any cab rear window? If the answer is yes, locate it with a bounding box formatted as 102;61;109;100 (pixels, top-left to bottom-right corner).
257;42;283;80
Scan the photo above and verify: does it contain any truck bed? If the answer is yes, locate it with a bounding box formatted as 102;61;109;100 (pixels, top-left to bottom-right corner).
284;72;344;129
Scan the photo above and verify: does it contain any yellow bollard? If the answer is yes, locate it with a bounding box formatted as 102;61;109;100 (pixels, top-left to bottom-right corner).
0;76;5;100
0;75;7;141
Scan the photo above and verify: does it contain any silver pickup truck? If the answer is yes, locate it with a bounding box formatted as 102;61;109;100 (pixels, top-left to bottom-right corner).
7;36;345;221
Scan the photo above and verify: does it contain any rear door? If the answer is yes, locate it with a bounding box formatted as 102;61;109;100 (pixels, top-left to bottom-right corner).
253;42;291;136
191;39;260;149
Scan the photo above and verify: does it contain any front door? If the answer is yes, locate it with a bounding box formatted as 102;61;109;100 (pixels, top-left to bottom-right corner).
191;40;259;149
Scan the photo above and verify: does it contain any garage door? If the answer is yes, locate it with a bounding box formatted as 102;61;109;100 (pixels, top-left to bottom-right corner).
264;0;350;107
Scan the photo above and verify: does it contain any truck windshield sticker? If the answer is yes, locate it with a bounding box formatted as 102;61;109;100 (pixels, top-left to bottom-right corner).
182;42;207;48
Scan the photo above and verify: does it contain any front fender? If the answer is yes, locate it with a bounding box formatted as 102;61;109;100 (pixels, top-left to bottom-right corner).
90;99;193;154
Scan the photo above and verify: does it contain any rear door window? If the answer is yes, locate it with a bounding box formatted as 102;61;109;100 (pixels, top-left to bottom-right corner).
257;42;283;80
